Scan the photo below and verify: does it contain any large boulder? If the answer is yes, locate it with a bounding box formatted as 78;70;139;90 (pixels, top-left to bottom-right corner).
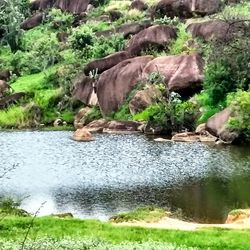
142;54;204;95
187;20;230;41
0;70;11;81
21;13;44;30
126;25;177;56
129;85;161;114
226;209;250;224
0;80;9;98
73;128;94;141
0;92;26;109
30;0;55;11
130;0;148;11
72;74;97;106
84;51;132;75
103;120;143;134
74;106;92;129
96;56;154;115
205;108;239;143
30;0;89;14
84;119;108;132
54;0;90;14
152;0;220;19
95;22;151;38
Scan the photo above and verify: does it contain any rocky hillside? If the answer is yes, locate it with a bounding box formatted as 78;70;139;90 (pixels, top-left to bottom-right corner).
0;0;249;143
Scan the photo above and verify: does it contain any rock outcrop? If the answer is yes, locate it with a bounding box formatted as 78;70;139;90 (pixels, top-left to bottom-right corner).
129;85;161;114
187;20;230;41
73;128;94;141
21;13;44;30
96;56;154;115
205;108;239;143
84;51;132;75
130;0;148;11
0;92;26;109
0;70;10;81
126;25;177;56
95;22;151;38
226;209;250;224
142;54;204;95
72;74;97;106
152;0;220;19
74;106;92;129
30;0;90;14
84;119;108;132
0;80;9;98
103;120;143;134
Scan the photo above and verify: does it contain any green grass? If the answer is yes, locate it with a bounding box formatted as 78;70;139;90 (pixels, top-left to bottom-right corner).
110;207;167;223
0;106;29;128
0;216;250;249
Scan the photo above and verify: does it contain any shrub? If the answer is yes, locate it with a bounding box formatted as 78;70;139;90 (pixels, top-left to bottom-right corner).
0;0;30;52
0;197;29;216
12;32;60;75
70;26;94;50
47;8;74;31
228;90;250;142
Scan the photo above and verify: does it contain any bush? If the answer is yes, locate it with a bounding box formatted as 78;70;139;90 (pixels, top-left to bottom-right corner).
71;26;94;50
12;32;60;75
228;90;250;142
47;8;74;31
0;0;30;52
0;197;29;216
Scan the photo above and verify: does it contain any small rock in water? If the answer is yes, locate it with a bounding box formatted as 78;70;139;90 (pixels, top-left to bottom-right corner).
154;138;172;142
73;128;94;142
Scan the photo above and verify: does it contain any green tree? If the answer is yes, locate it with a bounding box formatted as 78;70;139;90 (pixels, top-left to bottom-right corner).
0;0;29;52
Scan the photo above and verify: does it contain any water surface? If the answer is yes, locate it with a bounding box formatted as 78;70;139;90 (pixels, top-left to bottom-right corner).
0;131;250;223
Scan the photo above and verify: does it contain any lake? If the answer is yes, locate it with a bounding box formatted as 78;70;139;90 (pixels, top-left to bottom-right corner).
0;131;250;223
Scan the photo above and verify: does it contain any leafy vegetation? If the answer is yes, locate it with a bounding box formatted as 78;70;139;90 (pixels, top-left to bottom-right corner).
110;206;166;223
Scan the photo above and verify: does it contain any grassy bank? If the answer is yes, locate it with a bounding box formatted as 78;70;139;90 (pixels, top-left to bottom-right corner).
0;216;250;249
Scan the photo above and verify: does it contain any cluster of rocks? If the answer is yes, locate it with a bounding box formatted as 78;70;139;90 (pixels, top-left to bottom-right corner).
18;0;240;143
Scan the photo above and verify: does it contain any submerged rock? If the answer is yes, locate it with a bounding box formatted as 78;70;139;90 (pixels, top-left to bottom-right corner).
73;128;94;141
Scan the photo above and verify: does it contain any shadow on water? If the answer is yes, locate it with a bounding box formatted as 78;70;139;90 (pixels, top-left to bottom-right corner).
0;131;250;223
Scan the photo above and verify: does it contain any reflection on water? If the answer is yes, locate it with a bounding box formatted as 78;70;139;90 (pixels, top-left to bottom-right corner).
0;131;250;223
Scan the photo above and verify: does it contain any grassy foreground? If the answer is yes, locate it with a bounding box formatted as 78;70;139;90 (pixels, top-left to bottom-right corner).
0;216;250;249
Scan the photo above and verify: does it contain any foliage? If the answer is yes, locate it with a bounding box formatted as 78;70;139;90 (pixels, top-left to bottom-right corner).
227;90;250;142
110;207;166;223
47;8;74;31
12;30;60;75
84;107;103;124
0;0;29;52
168;24;195;55
0;197;29;217
71;26;94;50
0;106;30;128
154;16;180;26
1;216;250;249
0;238;195;250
